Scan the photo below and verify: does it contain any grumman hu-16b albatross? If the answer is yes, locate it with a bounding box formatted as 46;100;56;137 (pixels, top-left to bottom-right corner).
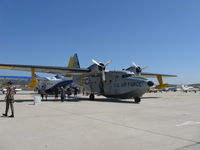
0;54;176;103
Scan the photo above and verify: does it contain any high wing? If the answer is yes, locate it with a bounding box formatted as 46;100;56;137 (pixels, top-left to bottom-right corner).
141;72;177;78
0;64;91;76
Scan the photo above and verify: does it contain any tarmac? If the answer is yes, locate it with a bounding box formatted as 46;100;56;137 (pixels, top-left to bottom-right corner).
0;91;200;150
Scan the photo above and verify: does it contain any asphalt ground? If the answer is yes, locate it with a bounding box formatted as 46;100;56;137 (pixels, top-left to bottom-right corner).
0;91;200;150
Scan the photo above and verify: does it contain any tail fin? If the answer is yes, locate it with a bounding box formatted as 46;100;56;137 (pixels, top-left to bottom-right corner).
67;53;82;85
73;53;80;68
67;53;80;68
67;56;74;67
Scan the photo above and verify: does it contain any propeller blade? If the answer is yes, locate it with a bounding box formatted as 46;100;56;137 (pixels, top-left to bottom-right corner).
92;59;100;66
132;62;138;67
141;66;148;70
102;70;106;81
104;60;112;66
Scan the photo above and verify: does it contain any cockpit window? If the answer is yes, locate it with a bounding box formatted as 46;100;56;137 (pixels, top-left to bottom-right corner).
122;74;132;78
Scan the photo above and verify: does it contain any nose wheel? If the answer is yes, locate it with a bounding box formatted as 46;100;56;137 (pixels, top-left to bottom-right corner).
89;93;95;100
134;97;141;103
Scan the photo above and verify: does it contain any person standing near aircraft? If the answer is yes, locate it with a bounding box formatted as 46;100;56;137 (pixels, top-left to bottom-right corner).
74;87;78;100
45;93;48;100
60;86;66;102
40;86;45;100
66;87;72;99
2;81;16;118
54;87;59;100
82;88;85;96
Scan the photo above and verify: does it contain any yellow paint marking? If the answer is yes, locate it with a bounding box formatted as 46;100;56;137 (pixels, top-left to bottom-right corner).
0;66;13;69
31;68;35;81
68;56;74;67
156;75;163;85
28;80;38;88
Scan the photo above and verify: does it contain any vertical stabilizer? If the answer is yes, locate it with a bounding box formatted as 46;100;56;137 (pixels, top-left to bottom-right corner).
73;53;80;68
68;56;74;67
67;53;80;68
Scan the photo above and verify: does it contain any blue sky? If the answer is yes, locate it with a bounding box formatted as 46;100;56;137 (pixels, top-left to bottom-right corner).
0;0;200;84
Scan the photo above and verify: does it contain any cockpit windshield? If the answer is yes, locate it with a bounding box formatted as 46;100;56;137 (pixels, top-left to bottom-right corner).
122;74;133;78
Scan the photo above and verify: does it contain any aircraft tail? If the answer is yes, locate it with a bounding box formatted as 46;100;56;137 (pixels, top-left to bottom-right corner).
67;53;83;86
68;56;74;68
67;53;80;68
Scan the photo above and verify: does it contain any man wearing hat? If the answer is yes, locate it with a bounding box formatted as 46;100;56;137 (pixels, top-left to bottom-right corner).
2;81;16;118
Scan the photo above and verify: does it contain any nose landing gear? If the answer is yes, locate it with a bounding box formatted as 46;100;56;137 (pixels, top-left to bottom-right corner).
134;97;141;103
89;93;95;100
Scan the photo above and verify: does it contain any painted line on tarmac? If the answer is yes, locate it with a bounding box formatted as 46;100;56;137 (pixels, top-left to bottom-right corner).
176;121;200;127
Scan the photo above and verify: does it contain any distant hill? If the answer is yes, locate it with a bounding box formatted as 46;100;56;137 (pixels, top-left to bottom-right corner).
188;83;200;87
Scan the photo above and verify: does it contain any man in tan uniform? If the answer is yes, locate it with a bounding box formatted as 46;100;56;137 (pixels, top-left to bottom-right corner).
2;81;16;118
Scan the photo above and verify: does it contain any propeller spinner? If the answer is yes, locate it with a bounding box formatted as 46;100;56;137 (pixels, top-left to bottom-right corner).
92;59;112;81
132;62;147;73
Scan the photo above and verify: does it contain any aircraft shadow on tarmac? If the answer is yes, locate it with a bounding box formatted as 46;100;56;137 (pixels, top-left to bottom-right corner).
15;93;36;96
142;97;161;99
0;96;160;104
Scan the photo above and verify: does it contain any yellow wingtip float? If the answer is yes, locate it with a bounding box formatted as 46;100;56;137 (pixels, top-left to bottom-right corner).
155;84;169;89
28;79;38;88
68;56;74;67
28;68;38;88
0;66;13;69
155;75;169;89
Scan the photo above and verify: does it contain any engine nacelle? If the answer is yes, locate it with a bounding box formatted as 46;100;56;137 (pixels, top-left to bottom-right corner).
88;64;102;74
126;66;142;76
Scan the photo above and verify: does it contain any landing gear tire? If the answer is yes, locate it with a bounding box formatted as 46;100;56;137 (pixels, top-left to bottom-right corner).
134;97;141;103
89;94;95;100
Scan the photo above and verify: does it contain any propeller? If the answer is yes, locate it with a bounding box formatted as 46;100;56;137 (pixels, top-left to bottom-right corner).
132;62;148;73
92;59;112;81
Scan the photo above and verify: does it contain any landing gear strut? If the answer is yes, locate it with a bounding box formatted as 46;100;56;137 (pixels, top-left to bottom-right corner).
89;93;95;100
134;97;141;103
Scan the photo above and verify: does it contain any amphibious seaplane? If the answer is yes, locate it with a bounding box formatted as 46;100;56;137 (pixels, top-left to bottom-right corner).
0;54;176;103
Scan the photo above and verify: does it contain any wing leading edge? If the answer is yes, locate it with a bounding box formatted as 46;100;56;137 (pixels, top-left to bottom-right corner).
0;64;90;76
141;72;177;78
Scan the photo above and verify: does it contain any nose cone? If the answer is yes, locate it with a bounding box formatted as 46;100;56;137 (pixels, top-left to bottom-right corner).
147;81;154;87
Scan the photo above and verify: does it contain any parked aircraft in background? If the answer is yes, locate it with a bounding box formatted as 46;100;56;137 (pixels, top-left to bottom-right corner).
0;53;177;103
35;53;80;94
181;85;199;93
1;88;22;94
36;74;73;94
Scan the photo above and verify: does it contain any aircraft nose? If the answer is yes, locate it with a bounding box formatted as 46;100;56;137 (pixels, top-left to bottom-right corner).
147;81;154;87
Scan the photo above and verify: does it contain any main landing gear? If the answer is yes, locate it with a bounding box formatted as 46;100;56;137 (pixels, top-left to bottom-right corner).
89;93;95;100
134;97;141;103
